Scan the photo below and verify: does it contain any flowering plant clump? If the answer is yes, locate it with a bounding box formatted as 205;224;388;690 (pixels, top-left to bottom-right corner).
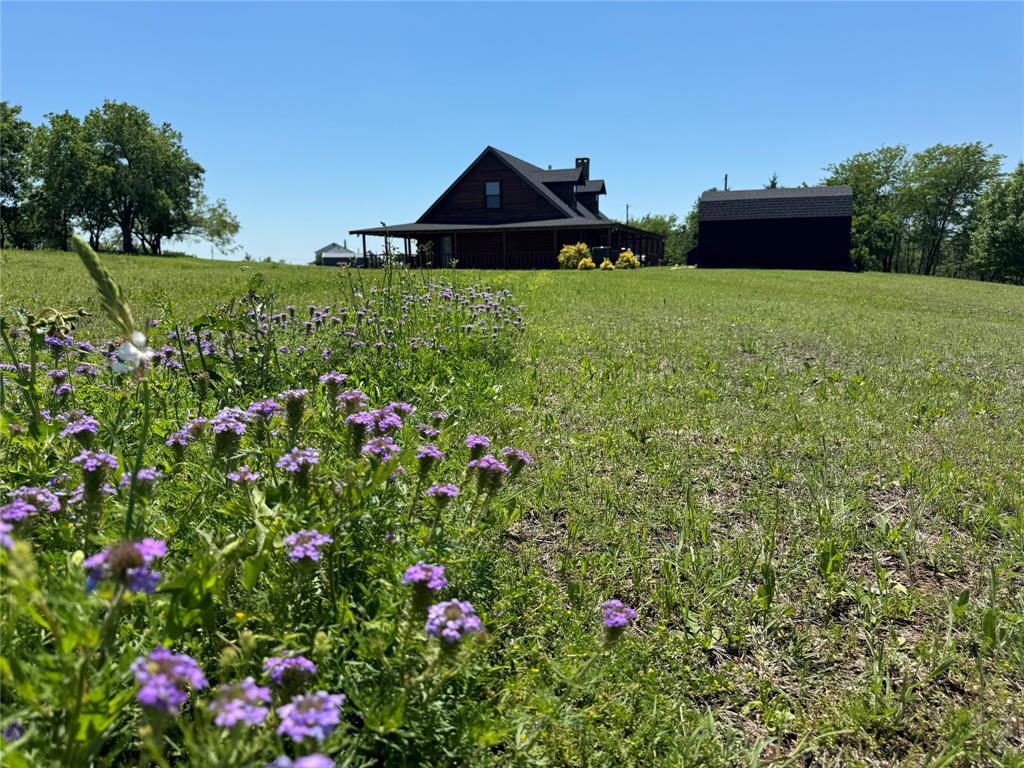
500;446;534;479
599;257;616;270
207;677;272;728
426;600;483;644
131;647;208;713
558;242;591;269
276;692;346;743
615;249;640;269
426;482;460;506
265;756;335;768
60;413;100;446
576;256;596;270
468;453;510;495
84;538;167;593
465;433;490;460
264;655;317;688
601;599;637;644
283;529;333;562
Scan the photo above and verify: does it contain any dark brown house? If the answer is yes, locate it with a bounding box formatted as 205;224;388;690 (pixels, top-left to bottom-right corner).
351;147;665;268
688;186;855;270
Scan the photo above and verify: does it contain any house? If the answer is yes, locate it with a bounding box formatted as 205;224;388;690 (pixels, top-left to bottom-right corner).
688;186;855;270
350;147;665;268
314;241;359;267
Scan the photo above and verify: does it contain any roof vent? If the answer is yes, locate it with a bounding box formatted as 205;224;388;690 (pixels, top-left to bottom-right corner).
575;157;590;183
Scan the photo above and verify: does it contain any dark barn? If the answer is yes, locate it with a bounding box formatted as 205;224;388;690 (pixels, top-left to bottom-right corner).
351;147;664;268
689;186;855;270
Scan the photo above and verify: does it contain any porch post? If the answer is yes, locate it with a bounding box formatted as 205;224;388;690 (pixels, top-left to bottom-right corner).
362;234;367;267
502;230;507;269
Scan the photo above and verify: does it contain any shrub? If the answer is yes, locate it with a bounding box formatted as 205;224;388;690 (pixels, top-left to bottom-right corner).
599;257;616;270
616;250;640;269
577;256;596;270
558;242;591;269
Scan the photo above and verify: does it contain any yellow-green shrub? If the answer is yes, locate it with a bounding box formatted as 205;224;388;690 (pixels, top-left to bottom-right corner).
577;256;596;270
558;242;591;269
616;250;640;269
599;257;616;270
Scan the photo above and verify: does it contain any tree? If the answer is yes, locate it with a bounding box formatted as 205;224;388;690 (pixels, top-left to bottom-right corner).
1;101;34;247
969;162;1024;284
903;142;1003;275
184;194;241;255
764;172;779;189
823;146;909;272
27;111;90;249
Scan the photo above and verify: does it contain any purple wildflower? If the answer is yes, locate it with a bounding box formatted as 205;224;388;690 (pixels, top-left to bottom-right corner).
211;407;247;457
416;444;443;478
71;450;118;506
276;447;319;474
0;521;14;550
227;465;262;484
131;647;208;713
465;433;490;460
500;446;534;478
467;453;510;495
263;655;317;687
417;423;441;440
275;692;346;743
265;756;334;768
1;499;37;522
428;410;449;425
403;561;448;590
425;482;459;507
318;371;347;399
426;600;483;644
335;389;368;415
2;721;24;742
601;599;637;644
279;389;309;430
9;486;60;513
247;398;282;420
60;414;99;446
345;410;376;446
119;466;162;497
283;530;333;562
207;677;271;728
361;436;400;462
84;538;167;593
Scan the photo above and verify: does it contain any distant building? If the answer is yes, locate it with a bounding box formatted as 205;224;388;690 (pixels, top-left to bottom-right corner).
350;146;665;268
314;241;359;266
688;186;854;270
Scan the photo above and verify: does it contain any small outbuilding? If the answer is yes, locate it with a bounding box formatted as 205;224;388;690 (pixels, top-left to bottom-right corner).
314;241;359;267
688;186;854;270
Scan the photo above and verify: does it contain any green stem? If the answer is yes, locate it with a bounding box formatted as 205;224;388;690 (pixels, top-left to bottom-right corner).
125;379;152;538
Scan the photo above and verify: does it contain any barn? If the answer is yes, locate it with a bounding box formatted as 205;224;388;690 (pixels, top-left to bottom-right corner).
314;241;359;267
688;186;855;270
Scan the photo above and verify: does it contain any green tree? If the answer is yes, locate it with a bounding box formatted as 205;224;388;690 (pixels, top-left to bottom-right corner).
184;193;241;255
1;101;35;247
628;211;700;264
27;111;90;249
823;146;909;271
764;172;779;189
903;142;1004;275
969;162;1024;284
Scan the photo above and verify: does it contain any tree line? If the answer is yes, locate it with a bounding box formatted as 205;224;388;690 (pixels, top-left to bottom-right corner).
1;100;239;255
634;141;1022;285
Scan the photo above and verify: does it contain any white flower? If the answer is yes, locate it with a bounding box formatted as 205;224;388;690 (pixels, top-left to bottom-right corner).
113;331;155;373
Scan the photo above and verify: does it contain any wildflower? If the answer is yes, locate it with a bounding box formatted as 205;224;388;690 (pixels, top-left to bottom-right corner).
112;331;156;374
131;647;208;714
373;407;404;434
211;407;247;457
467;453;510;495
2;721;24;742
465;433;490;460
0;521;14;549
416;444;443;479
418;423;441;440
227;465;262;484
601;599;637;644
318;371;347;399
9;486;60;513
84;538;167;593
279;389;309;431
425;482;459;507
277;447;320;484
500;446;534;479
361;436;400;462
247;398;282;420
265;755;334;768
60;413;100;446
428;410;448;425
119;466;162;497
283;530;333;562
71;450;118;506
336;389;369;415
1;499;37;521
207;677;271;728
426;600;483;644
263;655;317;687
275;691;346;743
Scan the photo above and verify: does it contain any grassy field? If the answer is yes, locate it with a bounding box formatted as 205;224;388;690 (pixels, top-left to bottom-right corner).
2;248;1023;766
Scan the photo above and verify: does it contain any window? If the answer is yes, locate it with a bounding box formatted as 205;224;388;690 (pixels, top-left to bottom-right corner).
485;181;501;209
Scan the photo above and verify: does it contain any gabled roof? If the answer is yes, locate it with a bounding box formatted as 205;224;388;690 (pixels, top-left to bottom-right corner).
699;185;853;221
540;167;584;183
315;242;355;255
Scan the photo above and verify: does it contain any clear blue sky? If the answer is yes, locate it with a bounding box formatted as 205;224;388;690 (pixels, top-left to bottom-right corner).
3;1;1022;263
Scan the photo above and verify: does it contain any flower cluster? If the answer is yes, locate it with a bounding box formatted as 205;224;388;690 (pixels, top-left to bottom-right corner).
467;453;510;495
264;655;317;688
276;692;346;743
84;538;167;593
131;647;208;713
283;530;333;562
426;600;483;644
207;677;271;728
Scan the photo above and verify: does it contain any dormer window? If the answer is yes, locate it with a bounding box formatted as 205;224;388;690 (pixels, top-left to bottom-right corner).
485;181;501;209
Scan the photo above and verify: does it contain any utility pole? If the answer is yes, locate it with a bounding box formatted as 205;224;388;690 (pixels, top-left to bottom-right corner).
625;204;630;225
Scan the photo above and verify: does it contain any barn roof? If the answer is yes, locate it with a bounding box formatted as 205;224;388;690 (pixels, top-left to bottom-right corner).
699;185;853;221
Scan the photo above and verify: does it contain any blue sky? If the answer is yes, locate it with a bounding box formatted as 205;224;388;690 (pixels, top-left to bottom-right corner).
3;1;1022;263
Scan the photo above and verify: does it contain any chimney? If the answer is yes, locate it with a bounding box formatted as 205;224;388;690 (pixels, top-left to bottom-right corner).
575;157;590;183
343;239;348;249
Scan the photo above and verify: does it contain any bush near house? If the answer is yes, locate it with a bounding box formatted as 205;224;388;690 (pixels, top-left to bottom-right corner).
616;250;640;269
558;242;591;269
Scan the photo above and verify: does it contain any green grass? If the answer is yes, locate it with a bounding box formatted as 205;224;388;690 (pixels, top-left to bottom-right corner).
3;248;1023;765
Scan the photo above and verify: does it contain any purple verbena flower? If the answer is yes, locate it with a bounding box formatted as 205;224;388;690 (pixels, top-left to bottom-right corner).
426;600;483;644
416;444;443;477
361;436;400;462
1;499;37;521
500;446;534;478
227;465;262;484
275;692;346;743
84;538;167;593
208;677;271;728
264;755;334;768
9;486;60;513
279;389;309;430
263;655;317;687
247;398;282;420
425;482;459;506
283;530;332;562
119;466;162;497
71;450;119;473
0;521;14;550
467;453;510;495
601;599;637;644
60;414;99;446
276;447;319;474
335;389;368;415
131;647;208;713
465;433;490;460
